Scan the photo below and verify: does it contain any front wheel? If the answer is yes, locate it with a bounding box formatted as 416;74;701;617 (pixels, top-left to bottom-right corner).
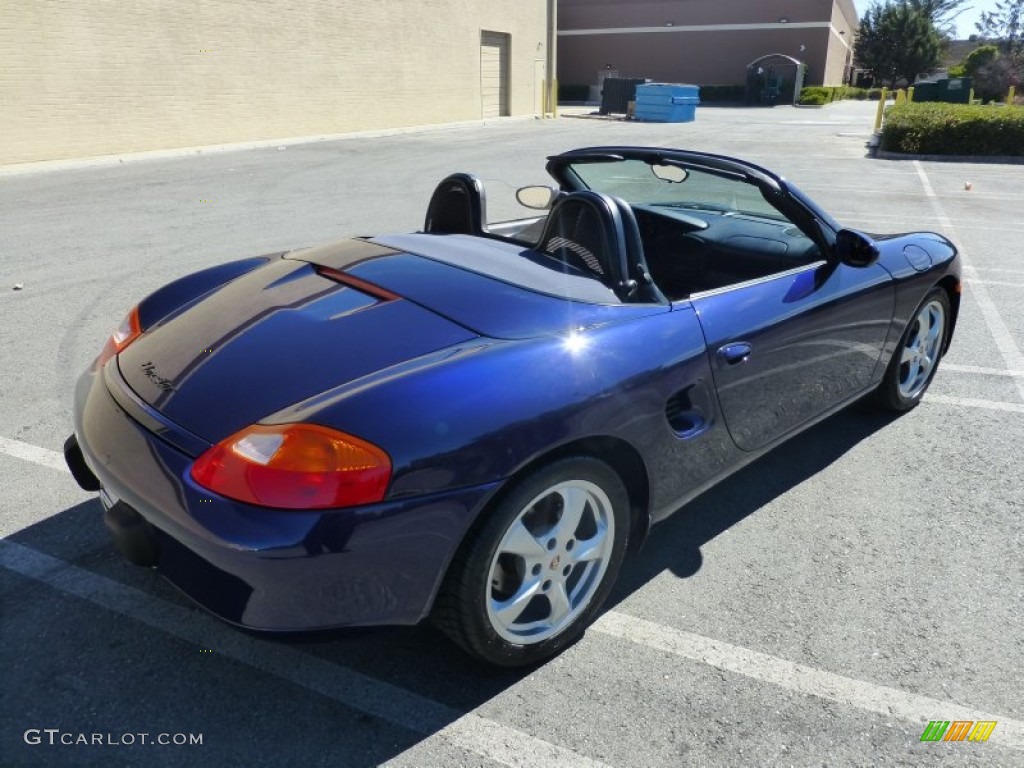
433;456;630;666
875;287;950;411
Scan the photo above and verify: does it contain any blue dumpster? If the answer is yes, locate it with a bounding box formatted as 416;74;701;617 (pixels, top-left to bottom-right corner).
634;83;700;123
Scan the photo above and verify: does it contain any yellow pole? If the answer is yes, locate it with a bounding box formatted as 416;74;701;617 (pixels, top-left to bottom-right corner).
969;87;975;103
1008;85;1017;104
874;87;888;132
908;86;915;102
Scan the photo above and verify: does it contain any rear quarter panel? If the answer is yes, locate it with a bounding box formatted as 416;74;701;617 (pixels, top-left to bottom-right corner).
265;306;741;522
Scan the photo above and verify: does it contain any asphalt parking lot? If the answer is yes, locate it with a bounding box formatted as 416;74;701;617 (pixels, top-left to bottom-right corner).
1;100;1022;767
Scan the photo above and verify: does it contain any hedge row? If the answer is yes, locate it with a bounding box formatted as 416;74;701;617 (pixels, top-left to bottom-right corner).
798;86;884;105
881;102;1024;155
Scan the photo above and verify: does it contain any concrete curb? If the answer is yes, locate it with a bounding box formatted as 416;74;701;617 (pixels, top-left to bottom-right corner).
873;149;1024;164
0;115;543;177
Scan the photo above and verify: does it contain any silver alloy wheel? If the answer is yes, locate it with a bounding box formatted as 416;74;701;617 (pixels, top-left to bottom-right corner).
898;299;945;399
485;479;615;644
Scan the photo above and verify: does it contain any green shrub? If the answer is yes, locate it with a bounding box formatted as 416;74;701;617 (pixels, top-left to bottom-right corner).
961;45;1000;77
558;83;590;102
698;84;746;102
798;87;831;105
880;102;1024;155
798;86;871;105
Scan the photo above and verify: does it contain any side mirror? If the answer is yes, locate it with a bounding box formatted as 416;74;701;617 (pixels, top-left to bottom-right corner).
835;229;880;268
516;185;559;210
650;164;688;183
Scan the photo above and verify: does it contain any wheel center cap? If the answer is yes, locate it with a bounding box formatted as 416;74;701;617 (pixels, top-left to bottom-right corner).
549;555;561;571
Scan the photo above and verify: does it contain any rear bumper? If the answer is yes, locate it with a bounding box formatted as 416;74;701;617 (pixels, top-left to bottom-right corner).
69;364;497;630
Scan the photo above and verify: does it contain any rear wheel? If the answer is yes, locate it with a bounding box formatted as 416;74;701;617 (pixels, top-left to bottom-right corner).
433;456;630;666
875;288;949;411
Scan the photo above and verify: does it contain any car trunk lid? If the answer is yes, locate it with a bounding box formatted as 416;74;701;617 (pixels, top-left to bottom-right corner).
117;256;476;442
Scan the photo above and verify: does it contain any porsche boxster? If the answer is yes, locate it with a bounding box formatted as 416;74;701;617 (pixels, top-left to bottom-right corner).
65;146;961;665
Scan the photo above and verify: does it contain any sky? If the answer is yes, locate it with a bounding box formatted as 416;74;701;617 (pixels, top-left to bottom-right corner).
852;1;1005;39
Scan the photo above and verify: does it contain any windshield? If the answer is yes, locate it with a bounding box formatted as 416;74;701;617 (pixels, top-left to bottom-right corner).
567;159;787;222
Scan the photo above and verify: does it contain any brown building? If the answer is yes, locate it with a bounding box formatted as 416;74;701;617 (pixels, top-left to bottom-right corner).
559;0;859;93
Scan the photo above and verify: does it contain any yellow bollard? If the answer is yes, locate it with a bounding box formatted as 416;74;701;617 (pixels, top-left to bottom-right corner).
874;87;888;132
908;86;915;102
1008;85;1017;104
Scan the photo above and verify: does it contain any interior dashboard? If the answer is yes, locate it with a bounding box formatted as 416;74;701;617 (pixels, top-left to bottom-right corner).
633;204;823;300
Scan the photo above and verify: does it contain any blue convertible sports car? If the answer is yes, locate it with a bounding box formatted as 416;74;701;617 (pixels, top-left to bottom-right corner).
65;147;960;665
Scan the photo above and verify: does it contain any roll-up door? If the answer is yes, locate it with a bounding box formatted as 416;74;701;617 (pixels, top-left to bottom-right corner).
480;31;510;117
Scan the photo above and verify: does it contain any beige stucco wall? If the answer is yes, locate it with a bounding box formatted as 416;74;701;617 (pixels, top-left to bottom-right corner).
0;0;551;165
825;0;858;86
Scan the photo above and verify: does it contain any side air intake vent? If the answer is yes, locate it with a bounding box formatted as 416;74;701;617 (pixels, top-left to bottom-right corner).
666;389;698;434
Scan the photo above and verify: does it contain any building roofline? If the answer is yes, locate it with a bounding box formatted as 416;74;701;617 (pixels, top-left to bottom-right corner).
835;0;860;28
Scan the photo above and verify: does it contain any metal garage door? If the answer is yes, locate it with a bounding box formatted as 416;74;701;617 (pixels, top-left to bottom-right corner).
480;31;509;118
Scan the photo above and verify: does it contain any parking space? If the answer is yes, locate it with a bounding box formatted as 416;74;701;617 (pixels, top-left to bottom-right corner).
1;101;1021;766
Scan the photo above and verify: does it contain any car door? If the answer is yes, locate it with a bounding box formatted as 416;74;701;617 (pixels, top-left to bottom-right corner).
691;260;893;452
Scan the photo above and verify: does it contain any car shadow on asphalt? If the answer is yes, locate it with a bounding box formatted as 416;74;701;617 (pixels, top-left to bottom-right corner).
609;404;900;604
2;405;899;766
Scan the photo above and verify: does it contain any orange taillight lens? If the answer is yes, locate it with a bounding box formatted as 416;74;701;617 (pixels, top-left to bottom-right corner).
96;305;142;367
190;423;392;510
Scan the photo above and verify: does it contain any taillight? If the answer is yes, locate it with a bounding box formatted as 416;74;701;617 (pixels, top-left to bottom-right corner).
96;306;142;367
190;423;392;510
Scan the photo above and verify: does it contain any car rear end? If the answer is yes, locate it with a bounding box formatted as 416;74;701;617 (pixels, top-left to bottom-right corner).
65;253;498;630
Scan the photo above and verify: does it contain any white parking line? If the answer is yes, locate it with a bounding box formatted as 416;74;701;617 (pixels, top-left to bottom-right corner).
0;540;610;768
966;279;1024;289
964;266;1024;277
0;436;68;473
924;394;1024;414
942;363;1024;378
914;161;1024;403
594;612;1024;751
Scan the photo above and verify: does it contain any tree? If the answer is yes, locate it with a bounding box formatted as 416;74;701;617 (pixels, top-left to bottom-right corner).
956;44;1002;98
855;2;943;86
953;44;1022;101
976;0;1024;55
974;54;1022;99
906;0;970;37
962;44;1001;75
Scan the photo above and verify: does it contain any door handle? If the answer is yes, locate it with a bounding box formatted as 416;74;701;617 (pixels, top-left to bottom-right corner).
718;342;752;365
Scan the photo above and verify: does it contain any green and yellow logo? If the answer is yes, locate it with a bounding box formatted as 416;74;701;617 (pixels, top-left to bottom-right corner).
920;720;997;742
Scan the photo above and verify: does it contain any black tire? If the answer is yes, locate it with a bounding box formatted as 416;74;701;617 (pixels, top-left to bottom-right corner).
875;287;950;412
432;456;630;667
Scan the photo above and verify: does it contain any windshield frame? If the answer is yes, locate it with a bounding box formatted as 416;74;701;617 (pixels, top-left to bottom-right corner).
546;146;839;254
